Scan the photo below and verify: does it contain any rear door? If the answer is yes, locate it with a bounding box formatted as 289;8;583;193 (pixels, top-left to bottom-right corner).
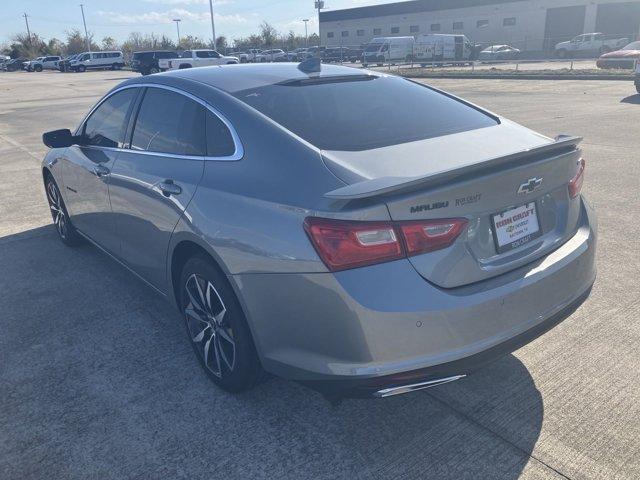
109;86;206;290
63;87;139;253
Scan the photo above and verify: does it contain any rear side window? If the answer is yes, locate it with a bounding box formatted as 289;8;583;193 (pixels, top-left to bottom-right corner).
131;88;206;156
232;76;498;151
83;88;137;148
206;111;235;157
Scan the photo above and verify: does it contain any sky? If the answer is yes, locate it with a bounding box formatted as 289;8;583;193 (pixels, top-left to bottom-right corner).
1;0;399;45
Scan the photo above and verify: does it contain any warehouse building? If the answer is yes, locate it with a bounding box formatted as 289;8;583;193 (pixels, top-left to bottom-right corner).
319;0;640;52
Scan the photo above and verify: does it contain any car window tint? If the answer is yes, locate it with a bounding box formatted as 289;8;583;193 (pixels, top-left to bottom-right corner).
131;88;206;156
83;88;137;148
206;111;235;157
232;76;498;151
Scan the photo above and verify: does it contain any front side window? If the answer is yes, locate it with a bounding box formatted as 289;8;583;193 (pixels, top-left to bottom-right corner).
196;50;220;58
83;89;138;148
232;76;498;152
131;88;206;156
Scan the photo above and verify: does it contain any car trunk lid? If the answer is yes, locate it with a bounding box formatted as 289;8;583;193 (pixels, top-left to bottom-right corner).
322;123;584;288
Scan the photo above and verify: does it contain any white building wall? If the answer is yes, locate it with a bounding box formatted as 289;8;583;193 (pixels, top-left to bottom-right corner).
319;0;640;51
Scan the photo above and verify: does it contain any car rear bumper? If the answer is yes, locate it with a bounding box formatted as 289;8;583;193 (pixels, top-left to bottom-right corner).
233;198;597;398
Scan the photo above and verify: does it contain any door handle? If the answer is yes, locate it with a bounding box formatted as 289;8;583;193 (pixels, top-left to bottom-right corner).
159;180;182;197
93;165;110;177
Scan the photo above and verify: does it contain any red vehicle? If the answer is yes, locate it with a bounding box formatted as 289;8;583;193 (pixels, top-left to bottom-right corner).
596;41;640;69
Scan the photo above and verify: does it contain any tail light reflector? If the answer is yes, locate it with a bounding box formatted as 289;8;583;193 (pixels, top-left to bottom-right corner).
304;217;467;271
568;158;585;199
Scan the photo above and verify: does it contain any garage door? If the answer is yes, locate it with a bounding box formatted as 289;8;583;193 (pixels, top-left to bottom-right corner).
544;6;587;51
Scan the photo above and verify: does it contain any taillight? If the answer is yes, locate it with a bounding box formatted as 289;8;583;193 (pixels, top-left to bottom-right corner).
304;217;467;271
568;158;585;199
304;218;403;271
400;219;468;256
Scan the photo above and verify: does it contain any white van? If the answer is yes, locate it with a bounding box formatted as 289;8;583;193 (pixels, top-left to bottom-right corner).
362;37;415;66
70;51;125;72
414;34;473;65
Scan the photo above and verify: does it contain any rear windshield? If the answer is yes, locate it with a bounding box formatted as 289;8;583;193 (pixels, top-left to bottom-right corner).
231;75;498;151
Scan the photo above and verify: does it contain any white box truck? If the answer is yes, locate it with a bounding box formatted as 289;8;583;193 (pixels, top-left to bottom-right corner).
362;37;415;67
414;34;474;65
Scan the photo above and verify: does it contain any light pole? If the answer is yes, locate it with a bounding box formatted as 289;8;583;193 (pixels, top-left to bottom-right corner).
303;19;309;47
22;13;31;45
173;18;182;46
208;0;216;49
79;4;90;51
315;0;324;48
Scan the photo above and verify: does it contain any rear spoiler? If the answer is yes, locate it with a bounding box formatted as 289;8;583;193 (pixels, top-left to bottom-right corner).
324;135;582;200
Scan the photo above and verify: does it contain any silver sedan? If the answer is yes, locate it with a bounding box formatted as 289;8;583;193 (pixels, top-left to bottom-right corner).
41;64;596;400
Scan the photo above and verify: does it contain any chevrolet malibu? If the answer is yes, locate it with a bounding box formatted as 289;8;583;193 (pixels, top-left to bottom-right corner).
41;64;596;400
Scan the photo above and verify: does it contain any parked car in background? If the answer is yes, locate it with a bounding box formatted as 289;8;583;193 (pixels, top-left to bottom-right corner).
246;49;262;62
158;50;239;71
323;47;351;63
286;48;308;61
596;41;640;69
255;49;287;62
555;33;629;58
25;57;44;72
58;54;78;72
70;51;125;72
635;60;640;93
229;52;250;63
40;64;596;401
4;58;27;71
30;55;62;72
363;37;415;66
414;34;474;65
300;46;326;60
131;50;177;75
479;45;521;61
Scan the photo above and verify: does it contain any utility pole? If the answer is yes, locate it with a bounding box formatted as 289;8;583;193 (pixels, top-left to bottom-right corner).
22;13;31;45
303;19;309;47
208;0;216;49
173;19;182;45
79;4;90;51
315;1;324;48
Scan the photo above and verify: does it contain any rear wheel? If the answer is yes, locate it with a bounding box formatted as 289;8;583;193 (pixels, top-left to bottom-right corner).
45;176;82;246
180;255;262;393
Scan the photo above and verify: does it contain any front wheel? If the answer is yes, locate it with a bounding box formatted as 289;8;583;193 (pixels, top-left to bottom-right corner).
45;176;82;246
180;255;263;393
77;65;86;72
34;64;43;72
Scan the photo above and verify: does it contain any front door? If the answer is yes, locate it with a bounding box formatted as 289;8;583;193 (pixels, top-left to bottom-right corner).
109;87;206;291
62;88;138;253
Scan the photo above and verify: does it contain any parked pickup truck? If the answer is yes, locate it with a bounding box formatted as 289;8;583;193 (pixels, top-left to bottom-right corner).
555;33;629;58
158;49;239;71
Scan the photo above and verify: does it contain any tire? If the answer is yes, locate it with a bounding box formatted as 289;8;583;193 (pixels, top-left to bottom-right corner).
179;63;191;69
180;254;262;393
77;64;86;72
45;175;82;247
34;64;43;72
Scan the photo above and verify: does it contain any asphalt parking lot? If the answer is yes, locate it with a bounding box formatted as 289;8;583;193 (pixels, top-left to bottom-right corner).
1;70;639;480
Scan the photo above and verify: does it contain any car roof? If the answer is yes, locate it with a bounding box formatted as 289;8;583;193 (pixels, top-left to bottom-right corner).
153;63;378;93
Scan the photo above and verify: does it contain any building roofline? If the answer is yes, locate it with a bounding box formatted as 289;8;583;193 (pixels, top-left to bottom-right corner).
319;0;527;23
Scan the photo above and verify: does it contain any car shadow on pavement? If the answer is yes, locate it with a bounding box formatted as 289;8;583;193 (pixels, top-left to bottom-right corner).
0;224;544;480
621;94;640;104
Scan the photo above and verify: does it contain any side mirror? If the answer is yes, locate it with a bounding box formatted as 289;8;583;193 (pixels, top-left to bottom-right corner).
42;129;76;149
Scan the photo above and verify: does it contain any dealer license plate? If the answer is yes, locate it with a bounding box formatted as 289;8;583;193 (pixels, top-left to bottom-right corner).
491;203;542;254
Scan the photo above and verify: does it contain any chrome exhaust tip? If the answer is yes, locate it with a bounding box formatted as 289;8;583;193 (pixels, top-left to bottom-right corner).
373;375;467;398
